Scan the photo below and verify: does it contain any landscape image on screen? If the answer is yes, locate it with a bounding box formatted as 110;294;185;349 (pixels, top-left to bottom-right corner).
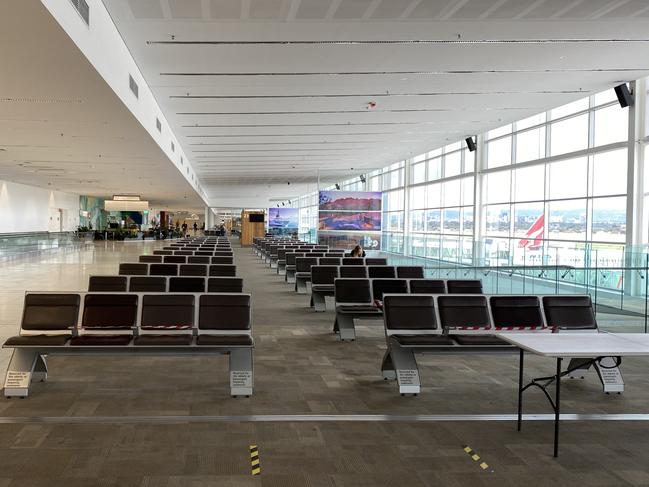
268;207;299;228
318;211;381;231
319;191;382;211
318;232;381;251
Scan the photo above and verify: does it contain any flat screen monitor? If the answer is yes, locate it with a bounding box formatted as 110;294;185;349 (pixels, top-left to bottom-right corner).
249;213;264;223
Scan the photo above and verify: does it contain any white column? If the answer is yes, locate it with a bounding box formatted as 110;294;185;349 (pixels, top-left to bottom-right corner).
204;206;212;228
625;80;645;296
473;134;487;266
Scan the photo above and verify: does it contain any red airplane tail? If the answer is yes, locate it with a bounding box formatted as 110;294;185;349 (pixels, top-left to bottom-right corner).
519;214;544;249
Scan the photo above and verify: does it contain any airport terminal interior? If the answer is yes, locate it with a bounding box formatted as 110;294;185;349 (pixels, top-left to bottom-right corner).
5;0;649;485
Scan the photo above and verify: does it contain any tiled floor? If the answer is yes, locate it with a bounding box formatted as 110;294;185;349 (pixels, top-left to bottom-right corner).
1;240;649;486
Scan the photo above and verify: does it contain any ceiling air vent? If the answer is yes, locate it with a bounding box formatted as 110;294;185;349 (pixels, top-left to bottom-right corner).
129;75;139;98
156;118;162;132
69;0;89;26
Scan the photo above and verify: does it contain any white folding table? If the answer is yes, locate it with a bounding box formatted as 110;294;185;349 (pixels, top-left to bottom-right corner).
497;332;649;457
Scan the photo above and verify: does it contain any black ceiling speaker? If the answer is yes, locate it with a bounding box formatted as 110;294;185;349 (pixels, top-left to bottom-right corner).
614;84;634;108
465;137;477;152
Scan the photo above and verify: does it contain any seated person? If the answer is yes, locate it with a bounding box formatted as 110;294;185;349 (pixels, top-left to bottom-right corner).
349;245;366;258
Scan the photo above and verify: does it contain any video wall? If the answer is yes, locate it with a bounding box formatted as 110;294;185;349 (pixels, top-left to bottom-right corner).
318;191;382;250
267;207;299;236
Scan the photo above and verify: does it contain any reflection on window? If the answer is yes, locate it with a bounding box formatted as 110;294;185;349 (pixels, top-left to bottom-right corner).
594;105;628;146
486;205;510;236
426;209;441;233
548;158;587;199
410;210;425;232
592;196;626;243
462;208;474;234
486;172;511;204
443;180;461;207
516;127;545;163
412;162;426;184
409;186;426;209
513;203;544;237
513;165;545;202
548;199;587;240
487;136;512;168
445;150;462;177
442;208;461;234
427;157;442;181
592;150;627;196
550;114;588;156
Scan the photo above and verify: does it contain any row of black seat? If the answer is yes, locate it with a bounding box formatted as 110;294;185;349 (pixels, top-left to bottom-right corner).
286;255;388;282
153;250;233;256
295;261;411;293
310;276;479;312
332;278;482;338
267;245;338;268
2;292;253;397
118;263;236;277
138;255;234;264
380;294;597;395
89;275;244;293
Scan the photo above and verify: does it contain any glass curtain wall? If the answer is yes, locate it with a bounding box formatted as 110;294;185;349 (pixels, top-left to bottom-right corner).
294;86;640;271
483;90;629;268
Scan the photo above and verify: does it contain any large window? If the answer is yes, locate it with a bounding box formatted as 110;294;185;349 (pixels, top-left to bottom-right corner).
482;90;629;265
295;86;632;268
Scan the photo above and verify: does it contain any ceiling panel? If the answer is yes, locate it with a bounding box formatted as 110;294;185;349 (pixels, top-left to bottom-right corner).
485;0;543;19
521;0;578;19
100;0;649;206
600;1;649;18
249;0;290;19
370;0;415;19
295;0;333;20
332;0;374;19
558;0;618;19
128;0;164;19
168;0;203;19
209;0;242;19
407;0;455;19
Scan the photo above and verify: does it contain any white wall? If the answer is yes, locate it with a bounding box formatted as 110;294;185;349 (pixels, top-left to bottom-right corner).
0;180;79;233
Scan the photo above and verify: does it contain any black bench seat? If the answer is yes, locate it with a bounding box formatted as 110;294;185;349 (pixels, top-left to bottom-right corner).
3;292;254;398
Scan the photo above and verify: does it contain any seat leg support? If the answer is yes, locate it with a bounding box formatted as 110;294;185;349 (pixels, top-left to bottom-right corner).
32;354;48;383
594;356;625;393
390;345;420;395
4;349;39;397
312;293;326;312
229;349;253;397
286;270;296;283
337;314;356;341
381;350;396;380
296;277;307;294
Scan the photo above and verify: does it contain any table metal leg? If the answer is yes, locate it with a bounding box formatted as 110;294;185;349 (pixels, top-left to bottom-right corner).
518;349;524;432
554;357;562;458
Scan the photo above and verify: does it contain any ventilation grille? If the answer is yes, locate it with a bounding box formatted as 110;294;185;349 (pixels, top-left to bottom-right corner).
69;0;89;26
129;75;139;98
171;141;175;152
156;118;162;132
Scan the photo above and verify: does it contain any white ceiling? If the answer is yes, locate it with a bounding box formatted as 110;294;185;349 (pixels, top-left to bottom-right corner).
69;1;649;204
0;0;205;211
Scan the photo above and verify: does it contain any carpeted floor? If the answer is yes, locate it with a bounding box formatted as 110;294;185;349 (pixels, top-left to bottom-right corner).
0;239;648;486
